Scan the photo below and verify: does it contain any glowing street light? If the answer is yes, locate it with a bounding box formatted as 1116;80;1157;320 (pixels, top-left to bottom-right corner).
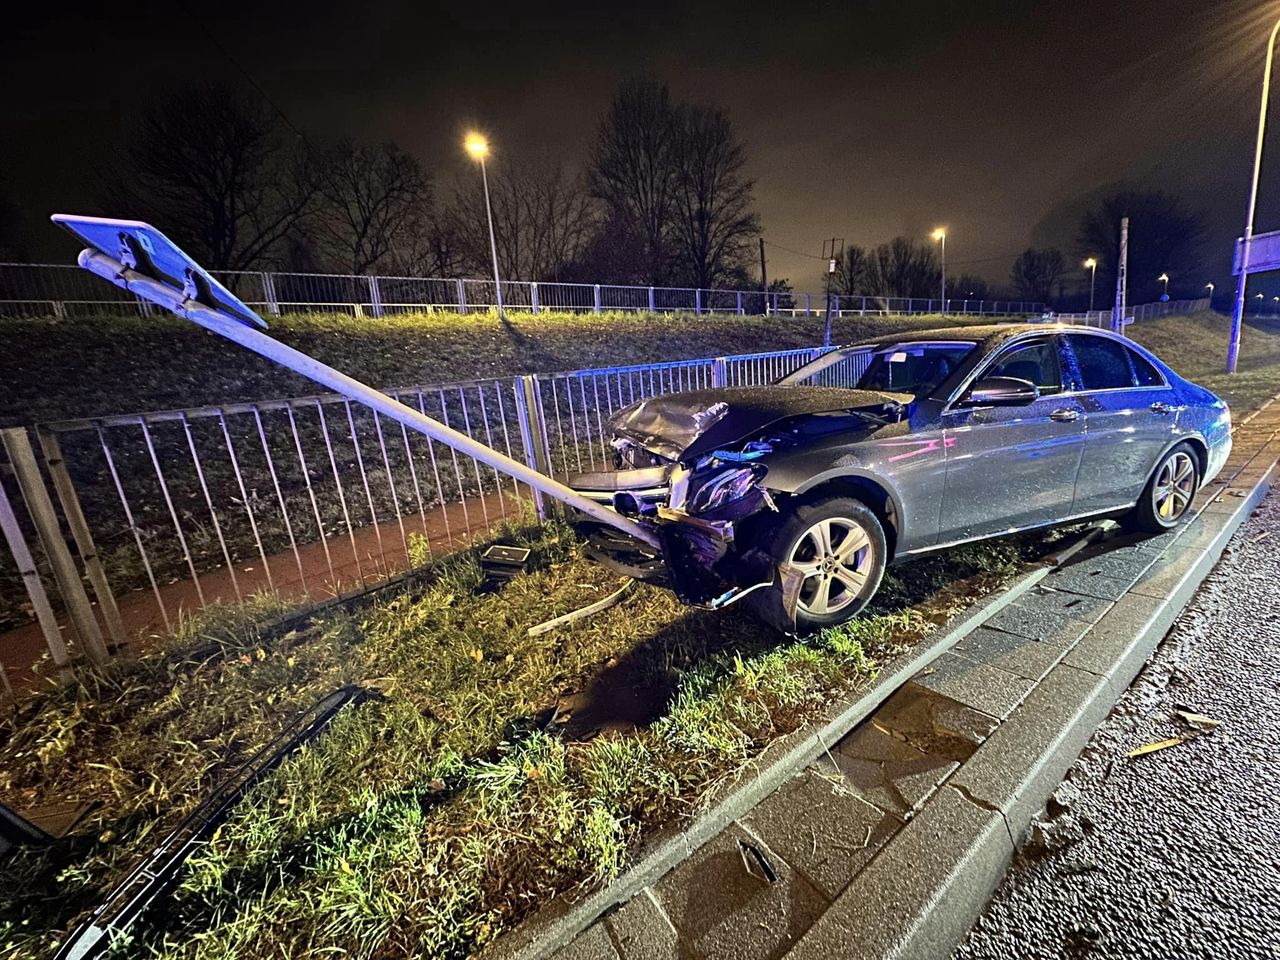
932;228;947;315
1205;281;1215;305
1229;16;1280;372
464;132;506;319
1158;273;1170;299
1083;257;1098;312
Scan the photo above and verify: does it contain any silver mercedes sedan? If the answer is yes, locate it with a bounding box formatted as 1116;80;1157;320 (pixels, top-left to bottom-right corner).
569;324;1232;630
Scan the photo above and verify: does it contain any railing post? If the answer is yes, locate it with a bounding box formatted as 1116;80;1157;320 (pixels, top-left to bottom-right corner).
368;276;383;318
804;293;811;317
36;427;127;648
0;473;70;670
695;288;703;315
737;291;743;315
648;286;656;313
530;281;540;314
456;278;468;315
514;376;551;519
1;427;108;666
262;271;281;315
711;357;728;387
593;284;602;314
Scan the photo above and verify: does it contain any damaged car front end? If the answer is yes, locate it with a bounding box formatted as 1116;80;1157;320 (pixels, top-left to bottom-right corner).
568;384;911;629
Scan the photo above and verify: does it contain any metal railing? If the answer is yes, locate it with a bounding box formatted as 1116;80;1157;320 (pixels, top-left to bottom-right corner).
0;261;1042;320
1047;298;1213;329
0;343;846;675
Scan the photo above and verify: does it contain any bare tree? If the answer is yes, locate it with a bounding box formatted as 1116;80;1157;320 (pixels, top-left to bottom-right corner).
667;104;760;289
834;245;871;296
110;87;316;272
869;237;939;298
588;79;678;284
1010;248;1066;302
314;139;431;275
450;159;595;281
948;273;991;301
1076;190;1206;303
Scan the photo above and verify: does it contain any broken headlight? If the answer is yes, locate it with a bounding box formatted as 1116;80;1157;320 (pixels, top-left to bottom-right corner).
689;465;764;514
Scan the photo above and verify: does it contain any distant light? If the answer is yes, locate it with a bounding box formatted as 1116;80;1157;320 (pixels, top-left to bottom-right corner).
1158;273;1169;281
931;227;946;241
1206;282;1215;291
464;132;490;160
1083;257;1097;269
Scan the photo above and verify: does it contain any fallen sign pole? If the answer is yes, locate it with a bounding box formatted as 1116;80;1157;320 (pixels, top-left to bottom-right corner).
53;215;660;552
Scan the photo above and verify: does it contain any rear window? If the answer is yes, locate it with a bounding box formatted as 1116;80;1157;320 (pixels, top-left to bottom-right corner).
1067;335;1136;391
1130;350;1165;387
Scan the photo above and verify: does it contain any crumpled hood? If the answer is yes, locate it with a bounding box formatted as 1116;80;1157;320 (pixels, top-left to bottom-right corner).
610;385;910;460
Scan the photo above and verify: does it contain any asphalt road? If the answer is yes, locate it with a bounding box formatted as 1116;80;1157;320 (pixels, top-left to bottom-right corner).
955;486;1280;960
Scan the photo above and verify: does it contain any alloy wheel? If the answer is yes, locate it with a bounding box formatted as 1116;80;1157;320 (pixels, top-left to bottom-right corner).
1153;451;1196;522
788;517;876;617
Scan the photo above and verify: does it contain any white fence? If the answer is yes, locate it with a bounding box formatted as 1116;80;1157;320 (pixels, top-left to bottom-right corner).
0;261;1043;320
1050;298;1212;328
0;343;846;676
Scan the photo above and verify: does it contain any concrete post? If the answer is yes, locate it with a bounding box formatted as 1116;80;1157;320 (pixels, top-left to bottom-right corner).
1;428;108;665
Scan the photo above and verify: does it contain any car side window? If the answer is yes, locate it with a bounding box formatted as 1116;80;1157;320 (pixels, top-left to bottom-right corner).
1066;335;1135;391
1128;348;1165;387
985;340;1063;395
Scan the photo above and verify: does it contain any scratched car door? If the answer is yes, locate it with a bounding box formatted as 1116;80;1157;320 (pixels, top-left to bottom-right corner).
938;336;1087;543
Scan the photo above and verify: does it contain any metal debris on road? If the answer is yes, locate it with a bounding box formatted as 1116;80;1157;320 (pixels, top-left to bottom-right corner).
1174;710;1223;729
1126;737;1187;758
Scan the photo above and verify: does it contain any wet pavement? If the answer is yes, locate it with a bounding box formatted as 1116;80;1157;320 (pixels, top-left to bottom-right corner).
955;486;1280;960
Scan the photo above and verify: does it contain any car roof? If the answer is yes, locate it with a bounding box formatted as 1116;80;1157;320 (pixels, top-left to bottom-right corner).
852;322;1084;349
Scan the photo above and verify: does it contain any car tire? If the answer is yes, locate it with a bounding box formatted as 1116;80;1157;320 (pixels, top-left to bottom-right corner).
1127;443;1200;533
755;496;887;631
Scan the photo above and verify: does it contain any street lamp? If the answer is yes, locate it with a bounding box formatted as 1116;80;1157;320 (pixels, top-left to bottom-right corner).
1205;282;1215;306
464;132;506;320
1158;273;1170;299
1229;15;1280;373
1083;257;1097;312
932;228;947;315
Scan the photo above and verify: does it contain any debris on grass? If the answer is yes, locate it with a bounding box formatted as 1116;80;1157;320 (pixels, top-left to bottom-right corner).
0;516;1052;960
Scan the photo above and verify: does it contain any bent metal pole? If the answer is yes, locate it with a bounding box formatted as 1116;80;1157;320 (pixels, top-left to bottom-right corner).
75;248;662;550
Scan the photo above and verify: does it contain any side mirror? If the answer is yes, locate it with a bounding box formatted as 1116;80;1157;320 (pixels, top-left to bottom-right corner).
963;376;1039;406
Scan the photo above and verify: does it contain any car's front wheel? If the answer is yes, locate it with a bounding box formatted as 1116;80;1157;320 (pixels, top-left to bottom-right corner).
761;496;887;630
1128;443;1200;533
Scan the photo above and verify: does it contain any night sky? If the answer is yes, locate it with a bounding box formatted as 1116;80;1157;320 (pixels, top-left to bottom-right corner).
5;0;1280;295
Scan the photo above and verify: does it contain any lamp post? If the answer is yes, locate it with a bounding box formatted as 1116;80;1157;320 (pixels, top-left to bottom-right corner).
1205;282;1215;307
1083;257;1097;312
932;228;947;315
1228;15;1280;373
465;132;506;320
1158;273;1170;299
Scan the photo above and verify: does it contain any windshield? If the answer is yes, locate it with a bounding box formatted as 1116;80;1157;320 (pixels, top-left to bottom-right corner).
781;341;977;397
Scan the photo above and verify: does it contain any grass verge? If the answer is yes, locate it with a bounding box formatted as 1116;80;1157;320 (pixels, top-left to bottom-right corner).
0;513;1060;959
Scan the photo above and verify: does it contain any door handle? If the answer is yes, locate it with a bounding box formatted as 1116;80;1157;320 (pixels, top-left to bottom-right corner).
1150;401;1174;415
1049;408;1080;422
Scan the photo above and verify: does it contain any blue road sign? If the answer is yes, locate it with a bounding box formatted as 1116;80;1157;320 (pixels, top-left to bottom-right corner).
50;215;266;329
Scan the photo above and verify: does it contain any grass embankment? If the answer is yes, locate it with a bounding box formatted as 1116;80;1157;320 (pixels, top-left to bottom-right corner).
0;515;1049;959
1125;311;1280;412
0;309;974;427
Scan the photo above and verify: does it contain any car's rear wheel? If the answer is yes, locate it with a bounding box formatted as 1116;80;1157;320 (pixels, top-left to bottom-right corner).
759;497;887;630
1128;443;1200;533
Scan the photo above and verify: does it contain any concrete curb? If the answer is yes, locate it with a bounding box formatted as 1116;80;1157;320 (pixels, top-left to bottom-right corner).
782;421;1279;960
487;555;1064;960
